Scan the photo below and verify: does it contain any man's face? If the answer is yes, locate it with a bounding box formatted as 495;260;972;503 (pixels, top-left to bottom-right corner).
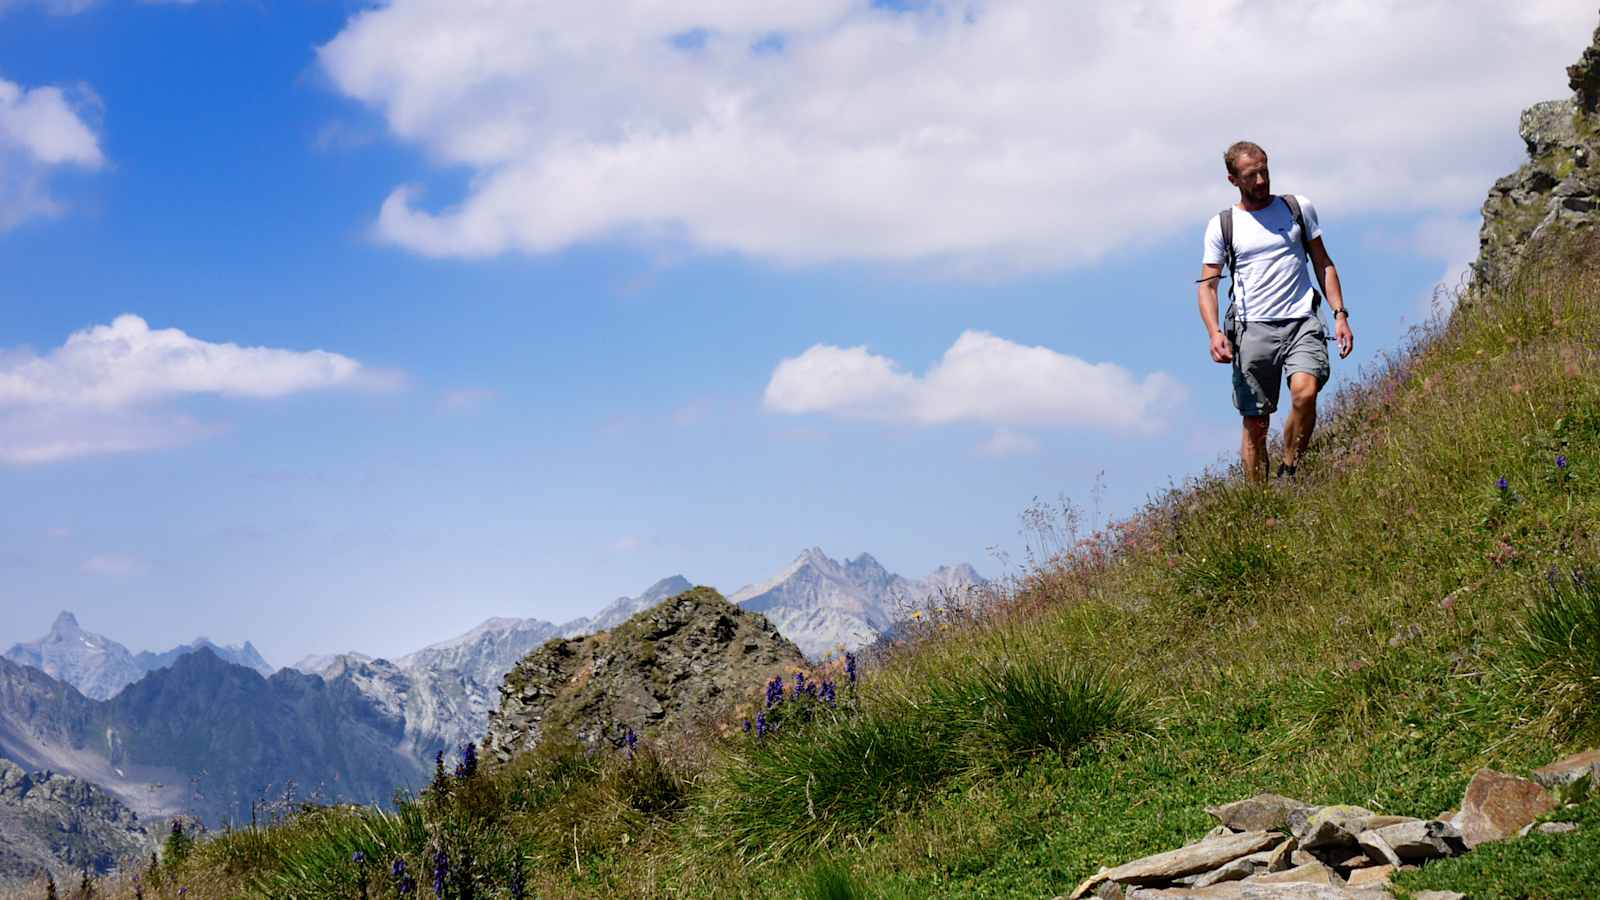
1228;153;1271;202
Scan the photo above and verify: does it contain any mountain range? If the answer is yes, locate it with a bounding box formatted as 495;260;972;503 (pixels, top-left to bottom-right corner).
3;612;272;701
0;550;983;829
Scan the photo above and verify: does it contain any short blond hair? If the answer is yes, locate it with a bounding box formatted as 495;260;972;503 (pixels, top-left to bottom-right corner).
1224;141;1267;177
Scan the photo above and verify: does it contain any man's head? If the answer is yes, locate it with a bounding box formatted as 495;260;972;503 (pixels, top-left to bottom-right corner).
1224;141;1270;205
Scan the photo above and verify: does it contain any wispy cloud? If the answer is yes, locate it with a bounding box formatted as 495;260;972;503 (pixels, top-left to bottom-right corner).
763;330;1182;435
319;1;1589;270
0;315;406;465
0;76;103;230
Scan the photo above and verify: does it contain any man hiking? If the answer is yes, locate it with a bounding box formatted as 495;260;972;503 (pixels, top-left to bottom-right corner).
1197;141;1354;483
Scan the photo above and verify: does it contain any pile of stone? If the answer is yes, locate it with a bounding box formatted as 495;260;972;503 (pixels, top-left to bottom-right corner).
1065;748;1598;900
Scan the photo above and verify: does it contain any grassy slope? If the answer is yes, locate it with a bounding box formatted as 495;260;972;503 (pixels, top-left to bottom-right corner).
22;237;1600;899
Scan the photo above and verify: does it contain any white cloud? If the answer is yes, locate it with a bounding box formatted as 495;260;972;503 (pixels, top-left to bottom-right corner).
612;535;642;553
0;77;103;230
318;1;1593;271
81;553;145;576
763;330;1183;434
977;428;1040;458
0;315;404;464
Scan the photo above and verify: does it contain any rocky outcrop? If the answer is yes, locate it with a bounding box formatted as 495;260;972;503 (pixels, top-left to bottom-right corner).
483;587;807;762
1475;18;1600;287
0;758;151;887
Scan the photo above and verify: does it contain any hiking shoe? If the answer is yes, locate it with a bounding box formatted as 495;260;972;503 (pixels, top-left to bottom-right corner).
1276;462;1297;482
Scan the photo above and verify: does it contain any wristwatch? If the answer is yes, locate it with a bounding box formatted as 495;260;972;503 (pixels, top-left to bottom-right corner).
1333;308;1350;320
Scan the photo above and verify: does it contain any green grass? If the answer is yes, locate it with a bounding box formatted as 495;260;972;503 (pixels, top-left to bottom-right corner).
1394;793;1600;899
39;233;1600;899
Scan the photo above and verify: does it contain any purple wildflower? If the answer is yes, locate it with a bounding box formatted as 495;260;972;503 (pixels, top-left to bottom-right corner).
794;671;805;692
354;851;370;899
765;675;785;708
1557;454;1568;469
625;727;638;759
433;848;448;898
510;858;526;900
1497;476;1509;492
821;680;836;706
756;711;768;738
454;742;478;779
845;652;857;684
743;719;752;733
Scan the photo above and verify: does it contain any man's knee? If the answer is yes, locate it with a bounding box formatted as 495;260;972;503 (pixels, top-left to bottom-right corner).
1289;374;1319;408
1243;415;1269;440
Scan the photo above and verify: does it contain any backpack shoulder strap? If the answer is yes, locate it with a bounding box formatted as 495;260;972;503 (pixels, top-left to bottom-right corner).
1280;193;1326;312
1218;207;1235;274
1280;194;1312;258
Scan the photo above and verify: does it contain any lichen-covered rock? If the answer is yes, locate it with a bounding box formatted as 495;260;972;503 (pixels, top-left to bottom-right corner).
1474;17;1600;287
482;586;807;762
1288;805;1372;852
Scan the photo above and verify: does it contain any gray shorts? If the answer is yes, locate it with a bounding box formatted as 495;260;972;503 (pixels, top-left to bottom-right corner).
1225;314;1329;416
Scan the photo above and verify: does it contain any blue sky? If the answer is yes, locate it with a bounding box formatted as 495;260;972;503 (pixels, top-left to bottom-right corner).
1;0;1592;668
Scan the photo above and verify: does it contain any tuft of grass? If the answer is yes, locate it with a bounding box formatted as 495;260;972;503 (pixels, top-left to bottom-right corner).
804;860;865;900
1517;567;1600;741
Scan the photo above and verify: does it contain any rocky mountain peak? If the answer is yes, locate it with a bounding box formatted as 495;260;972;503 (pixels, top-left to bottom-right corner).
483;586;805;762
1476;19;1600;286
50;611;81;634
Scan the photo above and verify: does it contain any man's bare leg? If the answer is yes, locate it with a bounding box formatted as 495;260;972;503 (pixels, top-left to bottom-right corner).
1281;372;1320;469
1241;414;1270;483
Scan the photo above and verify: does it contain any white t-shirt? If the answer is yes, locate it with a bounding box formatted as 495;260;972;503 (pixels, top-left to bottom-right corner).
1202;195;1322;321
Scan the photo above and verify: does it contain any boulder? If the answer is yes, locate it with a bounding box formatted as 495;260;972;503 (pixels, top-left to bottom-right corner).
1452;768;1556;848
1531;748;1600;789
1288;806;1372;852
1355;829;1400;868
1206;794;1311;833
1370;820;1465;860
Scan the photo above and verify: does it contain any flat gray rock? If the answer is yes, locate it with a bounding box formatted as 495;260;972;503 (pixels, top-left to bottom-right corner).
1098;832;1286;887
1531;748;1600;789
1126;883;1389;898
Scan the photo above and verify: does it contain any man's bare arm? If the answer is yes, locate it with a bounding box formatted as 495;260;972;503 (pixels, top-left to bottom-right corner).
1308;236;1354;358
1197;263;1231;363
